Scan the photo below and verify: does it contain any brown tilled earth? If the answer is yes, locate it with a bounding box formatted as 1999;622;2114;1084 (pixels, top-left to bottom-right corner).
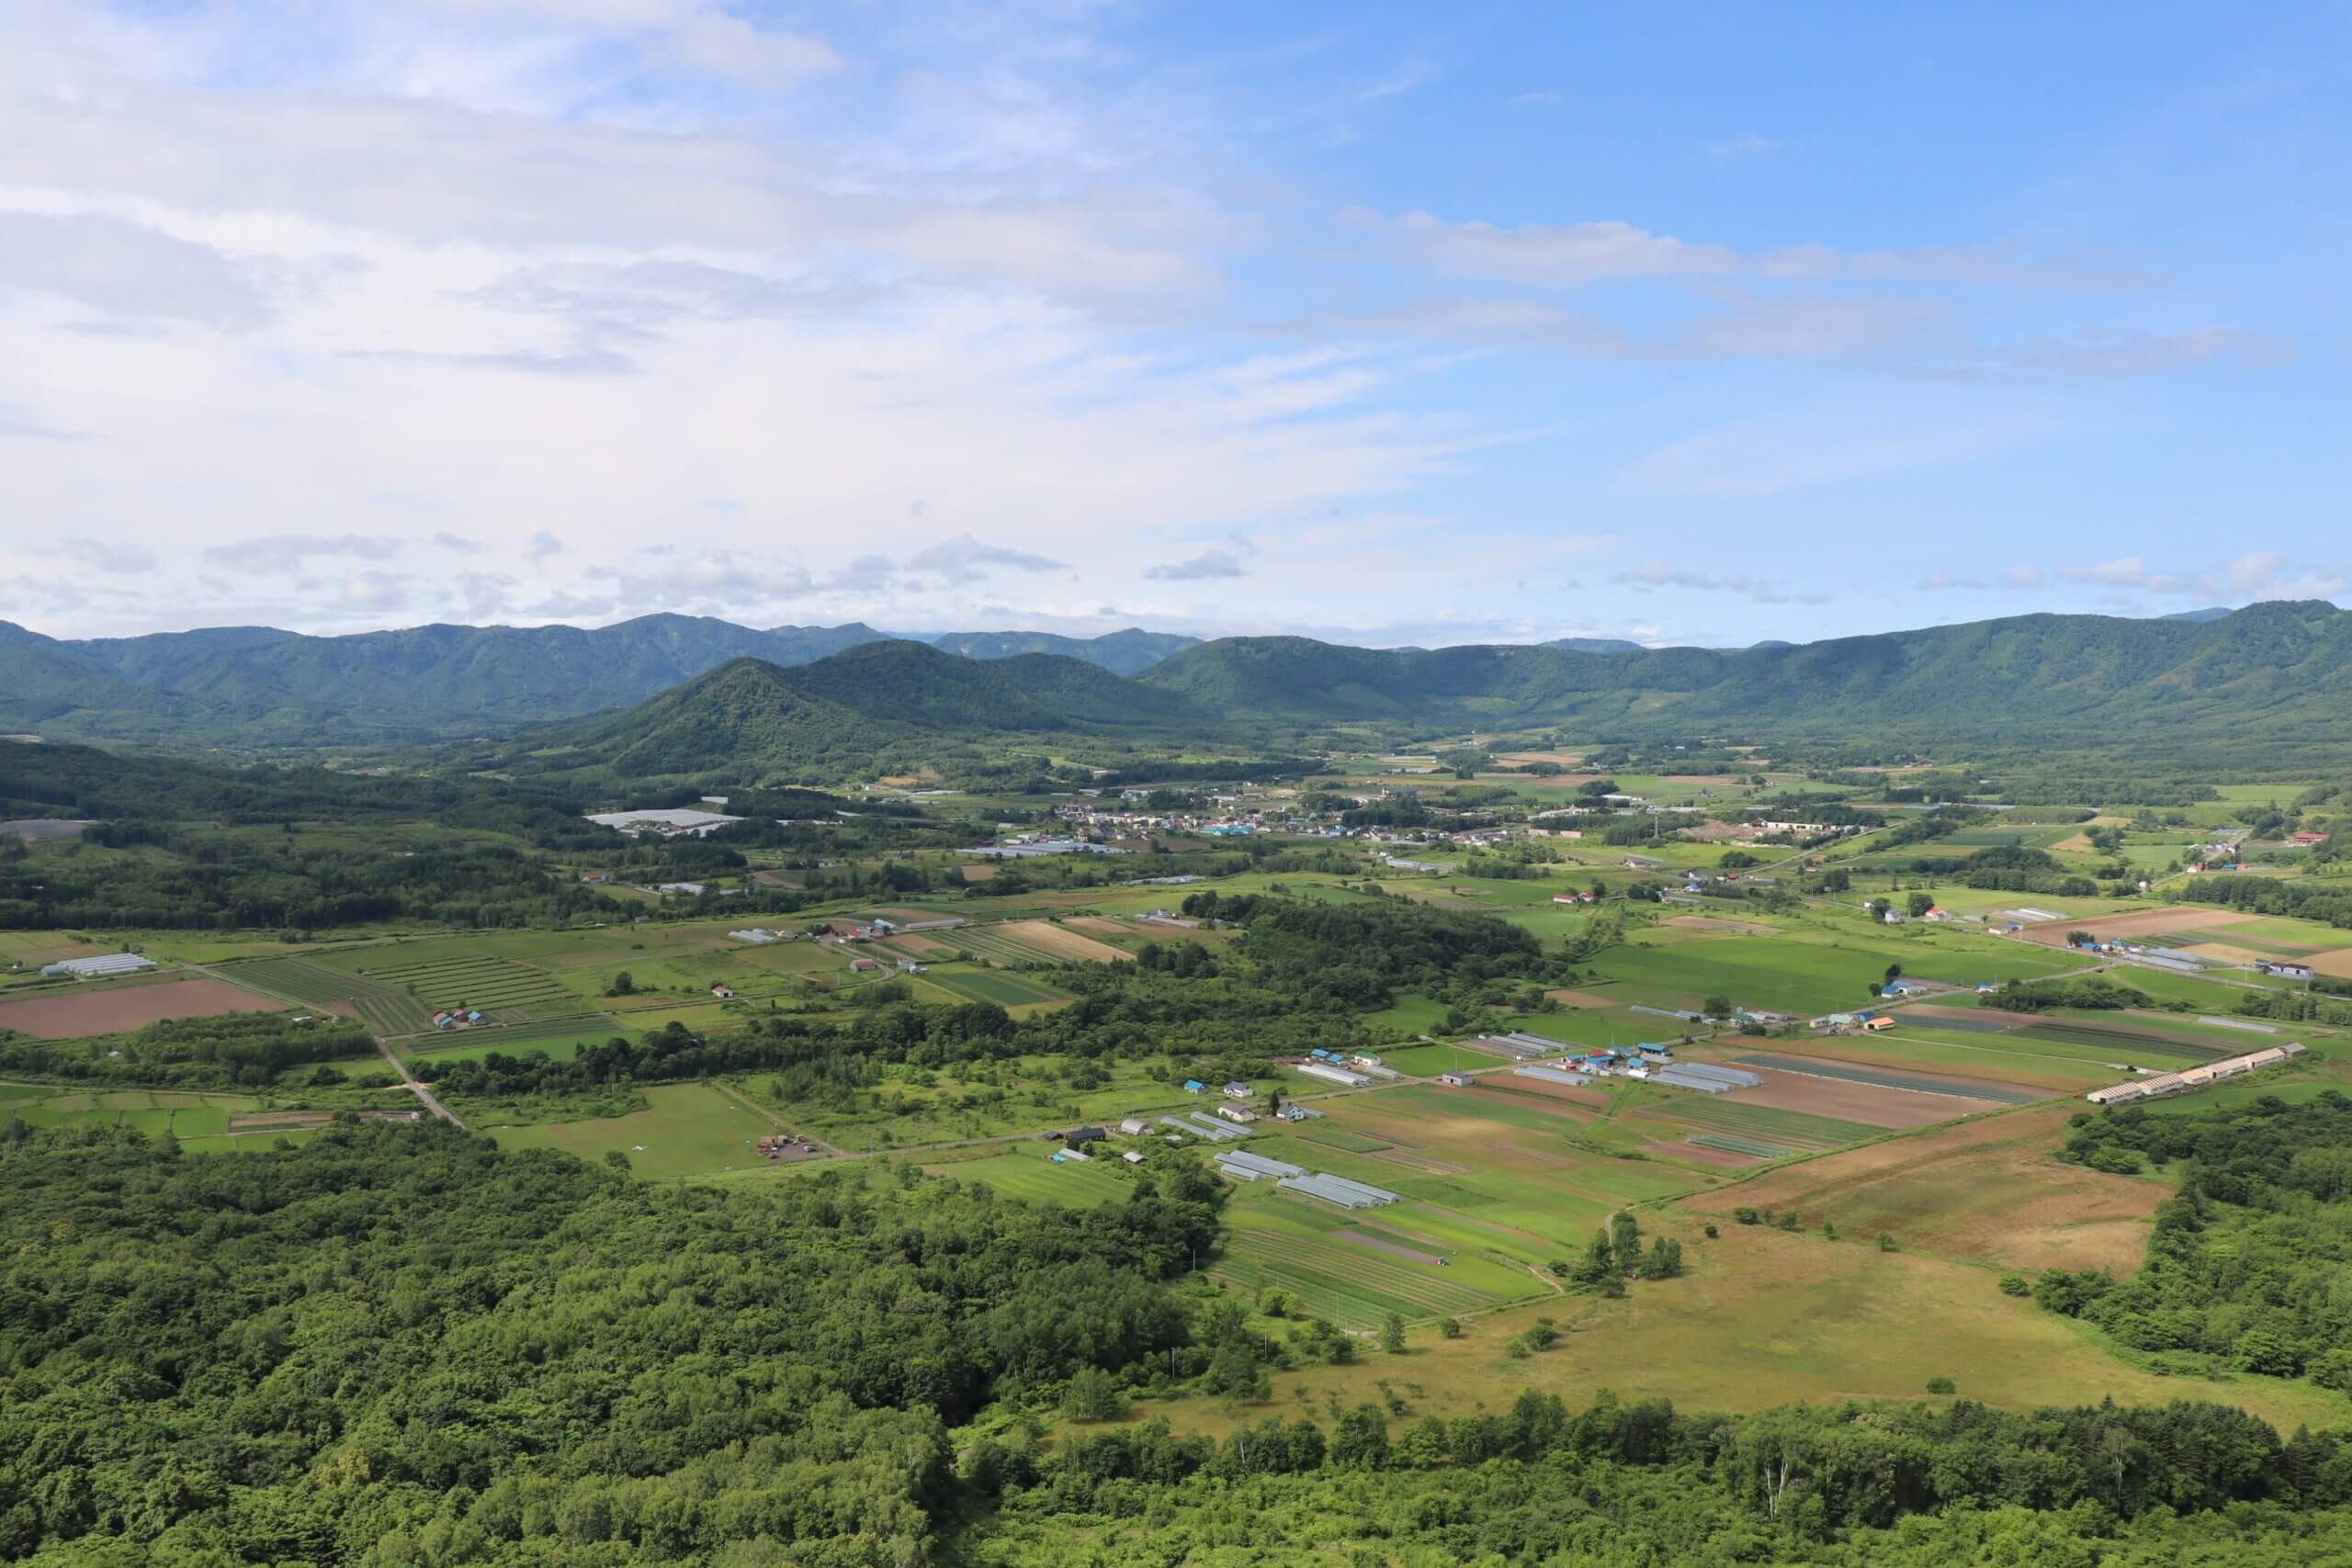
1736;1067;2001;1128
2018;908;2255;947
0;976;282;1040
1680;1107;2165;1277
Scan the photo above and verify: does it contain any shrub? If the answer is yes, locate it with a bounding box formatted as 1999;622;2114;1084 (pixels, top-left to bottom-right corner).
1997;1273;2031;1297
1925;1376;1956;1395
1733;1207;1760;1226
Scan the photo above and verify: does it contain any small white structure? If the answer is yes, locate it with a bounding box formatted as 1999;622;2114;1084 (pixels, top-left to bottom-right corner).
1117;1117;1151;1135
40;953;157;980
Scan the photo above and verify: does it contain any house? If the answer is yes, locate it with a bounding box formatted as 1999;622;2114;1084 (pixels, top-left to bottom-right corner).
895;959;925;975
1117;1117;1151;1135
848;956;880;973
1860;1014;1895;1032
2257;959;2318;982
1215;1104;1259;1124
1880;908;1907;924
2290;831;2329;846
710;985;735;999
1182;1078;1206;1094
1348;1052;1382;1068
1222;1081;1252;1100
1439;1072;1475;1087
433;1012;455;1029
1882;978;1930;997
1921;907;1951;922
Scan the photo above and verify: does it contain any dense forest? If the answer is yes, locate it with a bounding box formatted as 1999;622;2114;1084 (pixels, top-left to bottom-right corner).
2032;1095;2352;1389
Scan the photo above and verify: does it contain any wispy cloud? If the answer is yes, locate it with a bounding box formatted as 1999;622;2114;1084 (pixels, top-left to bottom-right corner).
1612;563;1828;606
201;535;404;570
1144;548;1249;581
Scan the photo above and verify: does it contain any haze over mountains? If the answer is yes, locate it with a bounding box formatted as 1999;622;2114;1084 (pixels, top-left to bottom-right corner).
2;602;2344;757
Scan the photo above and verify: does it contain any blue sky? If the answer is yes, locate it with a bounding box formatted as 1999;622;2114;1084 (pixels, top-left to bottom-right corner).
1;0;2346;646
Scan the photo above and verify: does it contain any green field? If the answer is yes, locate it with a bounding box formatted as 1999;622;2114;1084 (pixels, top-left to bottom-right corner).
354;953;579;1020
1381;1042;1510;1076
1210;1191;1531;1328
922;1145;1135;1207
230;955;433;1033
922;966;1073;1008
0;1086;262;1140
1581;936;2073;1018
406;1013;624;1057
481;1082;786;1179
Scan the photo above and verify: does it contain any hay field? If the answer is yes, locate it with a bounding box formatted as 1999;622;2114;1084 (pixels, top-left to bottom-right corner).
1680;1107;2165;1278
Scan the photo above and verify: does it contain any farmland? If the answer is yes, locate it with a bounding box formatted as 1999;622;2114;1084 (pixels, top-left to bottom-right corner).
0;974;287;1039
480;1082;786;1180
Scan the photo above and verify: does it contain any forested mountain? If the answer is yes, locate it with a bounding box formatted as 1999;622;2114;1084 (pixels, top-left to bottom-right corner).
1140;601;2352;742
925;627;1200;675
7;601;2351;754
0;615;1201;745
503;643;1223;780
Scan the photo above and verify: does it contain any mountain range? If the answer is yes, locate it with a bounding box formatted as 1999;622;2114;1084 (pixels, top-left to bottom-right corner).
0;615;1201;745
4;601;2347;761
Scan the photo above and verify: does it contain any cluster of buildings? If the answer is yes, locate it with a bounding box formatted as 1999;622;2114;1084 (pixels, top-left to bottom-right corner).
431;1008;487;1030
2085;1043;2306;1106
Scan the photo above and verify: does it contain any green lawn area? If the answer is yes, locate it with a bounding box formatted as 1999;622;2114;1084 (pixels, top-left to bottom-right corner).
481;1082;784;1179
0;1087;261;1138
1361;993;1453;1036
1382;1042;1512;1076
922;1145;1136;1206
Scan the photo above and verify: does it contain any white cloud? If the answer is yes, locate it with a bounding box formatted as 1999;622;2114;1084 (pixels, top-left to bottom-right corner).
0;211;272;330
201;535;405;570
1144;549;1249;581
903;535;1068;583
1363;209;2104;288
1612;563;1827;606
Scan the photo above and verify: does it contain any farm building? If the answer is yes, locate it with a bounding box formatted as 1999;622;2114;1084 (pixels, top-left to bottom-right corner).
1216;1104;1259;1124
1857;1012;1895;1032
1514;1065;1591;1088
710;985;734;998
1049;1148;1091;1163
1295;1062;1372;1088
1637;1042;1674;1061
848;957;880;973
1480;1030;1573;1059
1066;1126;1107;1145
2088;1043;2305;1105
1122;1150;1145;1164
39;953;157;980
2257;959;2318;982
1217;1149;1306;1180
1117;1117;1151;1135
1438;1071;1475;1087
1668;1062;1762;1089
1348;1052;1383;1068
1174;1113;1246;1141
1182;1078;1205;1094
1278;1171;1401;1210
729;929;784;944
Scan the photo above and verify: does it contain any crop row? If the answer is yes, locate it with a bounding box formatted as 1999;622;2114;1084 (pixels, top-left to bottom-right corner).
1647;1097;1869;1150
1686;1132;1792;1158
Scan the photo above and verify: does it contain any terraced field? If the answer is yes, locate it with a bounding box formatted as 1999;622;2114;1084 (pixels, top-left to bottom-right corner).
360;954;579;1021
229;956;435;1033
946;927;1072;967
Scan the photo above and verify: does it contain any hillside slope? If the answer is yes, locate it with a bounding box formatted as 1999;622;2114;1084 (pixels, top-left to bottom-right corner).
1139;602;2352;740
0;615;1202;743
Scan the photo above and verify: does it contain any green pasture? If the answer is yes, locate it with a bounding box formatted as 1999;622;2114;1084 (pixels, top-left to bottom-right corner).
1361;993;1453;1036
922;1145;1134;1207
1381;1042;1511;1076
1634;1095;1880;1151
482;1082;782;1179
406;1013;623;1058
